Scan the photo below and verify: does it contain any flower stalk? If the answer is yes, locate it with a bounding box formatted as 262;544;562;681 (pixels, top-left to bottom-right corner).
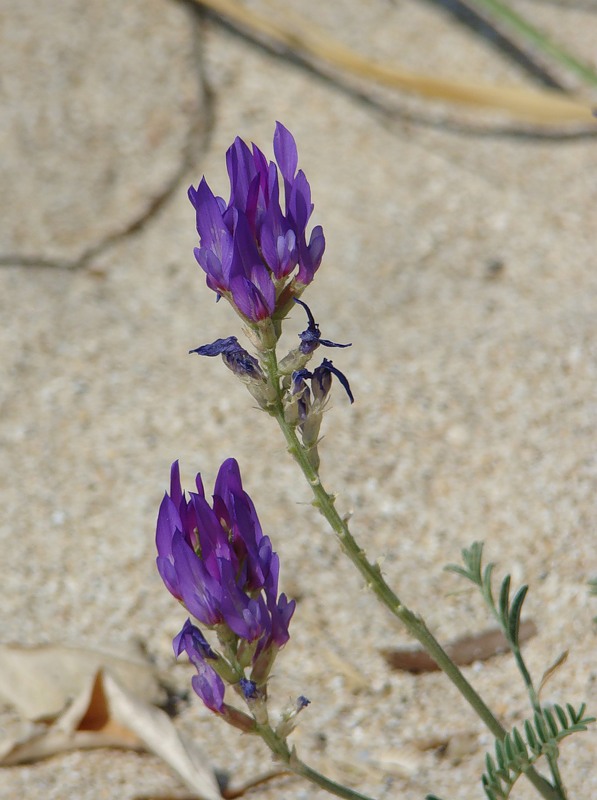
259;344;562;800
256;722;377;800
168;122;579;800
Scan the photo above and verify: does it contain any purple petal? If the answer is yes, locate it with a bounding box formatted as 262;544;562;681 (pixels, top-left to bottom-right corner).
189;336;242;357
229;275;274;322
214;457;243;495
190;492;233;574
288;170;313;233
296;225;325;286
156;553;181;601
217;560;268;641
273;122;298;196
156;494;180;559
172;532;223;625
269;593;296;647
260;221;297;279
226;136;256;212
189;178;229;256
230;211;261;273
191;666;226;713
194;247;228;293
173;618;217;661
249;263;276;310
169;461;183;508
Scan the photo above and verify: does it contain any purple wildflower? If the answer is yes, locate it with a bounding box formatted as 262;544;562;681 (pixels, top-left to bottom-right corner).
156;459;295;654
189;123;325;322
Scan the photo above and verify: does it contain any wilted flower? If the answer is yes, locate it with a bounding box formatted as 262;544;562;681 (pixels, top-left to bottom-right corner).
189;336;277;408
293;358;354;407
188;122;325;323
190;336;264;380
156;459;295;701
275;695;311;739
284;359;353;471
294;298;351;355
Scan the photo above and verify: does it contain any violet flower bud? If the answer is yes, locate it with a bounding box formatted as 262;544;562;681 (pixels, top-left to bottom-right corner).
189;123;325;323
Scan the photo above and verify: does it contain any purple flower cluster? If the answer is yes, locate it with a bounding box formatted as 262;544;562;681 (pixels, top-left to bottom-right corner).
189;122;325;322
156;459;295;711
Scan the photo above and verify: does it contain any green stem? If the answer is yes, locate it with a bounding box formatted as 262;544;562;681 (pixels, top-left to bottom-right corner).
511;644;566;797
256;723;377;800
482;594;566;797
292;758;376;800
467;0;597;87
261;345;562;800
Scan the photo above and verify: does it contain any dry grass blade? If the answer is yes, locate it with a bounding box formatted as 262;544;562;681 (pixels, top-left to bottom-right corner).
195;0;595;125
0;670;222;800
538;649;569;698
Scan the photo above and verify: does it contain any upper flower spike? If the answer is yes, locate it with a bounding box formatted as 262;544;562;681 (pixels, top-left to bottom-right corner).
189;123;325;323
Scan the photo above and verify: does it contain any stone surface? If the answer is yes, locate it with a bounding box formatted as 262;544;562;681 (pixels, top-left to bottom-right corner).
0;0;202;264
0;1;596;799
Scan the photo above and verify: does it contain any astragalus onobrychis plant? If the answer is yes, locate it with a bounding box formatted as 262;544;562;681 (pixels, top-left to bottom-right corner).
155;123;593;800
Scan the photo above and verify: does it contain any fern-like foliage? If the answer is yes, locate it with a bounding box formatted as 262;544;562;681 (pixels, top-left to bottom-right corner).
447;543;595;798
446;541;527;649
482;703;595;800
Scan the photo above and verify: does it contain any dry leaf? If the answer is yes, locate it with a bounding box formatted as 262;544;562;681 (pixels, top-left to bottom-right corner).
539;650;569;698
0;669;222;800
381;620;537;673
0;641;165;720
194;0;595;126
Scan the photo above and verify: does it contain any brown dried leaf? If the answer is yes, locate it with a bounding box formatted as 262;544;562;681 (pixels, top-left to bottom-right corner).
194;0;595;126
381;620;537;673
0;641;164;720
539;650;569;698
0;669;222;800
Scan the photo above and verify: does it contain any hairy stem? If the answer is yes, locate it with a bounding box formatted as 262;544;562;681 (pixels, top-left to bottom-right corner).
256;723;377;800
261;344;563;800
481;586;566;796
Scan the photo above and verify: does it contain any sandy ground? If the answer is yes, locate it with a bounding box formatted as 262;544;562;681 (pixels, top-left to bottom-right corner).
1;1;596;798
